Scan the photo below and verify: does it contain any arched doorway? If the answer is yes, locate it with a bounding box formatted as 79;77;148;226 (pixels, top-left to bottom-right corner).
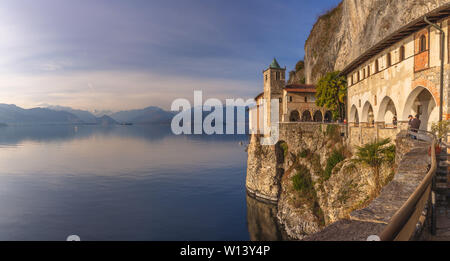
302;110;312;122
313;111;323;122
362;101;374;125
324;111;333;123
403;87;438;131
377;96;397;127
349;105;359;124
289;110;300;122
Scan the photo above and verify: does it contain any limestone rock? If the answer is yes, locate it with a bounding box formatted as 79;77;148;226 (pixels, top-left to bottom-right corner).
305;0;450;84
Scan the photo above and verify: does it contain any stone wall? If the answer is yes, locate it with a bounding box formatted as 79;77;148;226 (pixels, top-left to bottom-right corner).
348;125;400;149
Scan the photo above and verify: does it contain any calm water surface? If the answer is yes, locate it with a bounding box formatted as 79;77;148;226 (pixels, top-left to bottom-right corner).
0;125;285;240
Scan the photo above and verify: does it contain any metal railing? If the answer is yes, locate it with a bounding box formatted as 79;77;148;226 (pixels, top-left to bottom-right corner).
378;128;437;241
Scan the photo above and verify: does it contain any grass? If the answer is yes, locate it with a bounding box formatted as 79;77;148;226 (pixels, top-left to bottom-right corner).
292;165;314;195
323;150;345;181
291;164;326;226
279;142;288;158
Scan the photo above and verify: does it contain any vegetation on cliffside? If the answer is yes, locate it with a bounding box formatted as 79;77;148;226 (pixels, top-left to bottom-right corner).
276;124;397;239
352;138;396;195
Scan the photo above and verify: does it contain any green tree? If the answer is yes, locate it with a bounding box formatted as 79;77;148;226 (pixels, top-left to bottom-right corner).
352;138;395;195
431;121;450;141
315;71;347;121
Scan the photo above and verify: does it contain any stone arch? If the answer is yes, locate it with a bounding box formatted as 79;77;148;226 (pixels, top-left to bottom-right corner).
313;111;323;122
302;110;312;122
349;105;359;123
361;101;374;123
377;96;397;124
324;111;333;123
402;86;438;131
289;110;300;122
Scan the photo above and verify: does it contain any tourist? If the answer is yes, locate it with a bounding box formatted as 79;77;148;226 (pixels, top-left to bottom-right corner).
410;114;421;139
392;115;397;127
408;115;413;127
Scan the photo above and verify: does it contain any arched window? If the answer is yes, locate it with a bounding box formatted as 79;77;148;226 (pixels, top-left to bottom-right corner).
304;96;308;103
367;65;371;77
362;68;366;79
357;71;360;82
386;53;392;67
399;45;405;61
375;59;379;73
276;72;280;80
420;35;426;52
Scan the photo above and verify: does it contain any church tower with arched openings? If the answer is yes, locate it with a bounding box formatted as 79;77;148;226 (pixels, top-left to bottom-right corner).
263;58;286;129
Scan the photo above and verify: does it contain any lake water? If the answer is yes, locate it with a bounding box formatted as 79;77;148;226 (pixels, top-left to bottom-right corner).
0;125;286;241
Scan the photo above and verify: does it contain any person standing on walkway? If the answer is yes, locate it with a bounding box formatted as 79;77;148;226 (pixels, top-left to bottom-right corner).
410;114;421;139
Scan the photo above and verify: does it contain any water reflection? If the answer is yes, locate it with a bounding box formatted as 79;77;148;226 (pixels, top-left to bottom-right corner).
0;124;285;240
246;195;290;241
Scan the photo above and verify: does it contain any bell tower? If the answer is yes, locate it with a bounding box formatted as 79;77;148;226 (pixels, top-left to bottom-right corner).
263;58;286;130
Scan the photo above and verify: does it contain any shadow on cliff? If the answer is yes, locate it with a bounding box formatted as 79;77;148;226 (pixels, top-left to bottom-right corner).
246;194;291;241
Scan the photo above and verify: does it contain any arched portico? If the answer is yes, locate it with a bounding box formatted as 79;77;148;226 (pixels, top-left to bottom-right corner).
324;111;333;122
402;86;438;131
289;110;300;122
302;110;312;122
377;96;397;126
349;105;359;124
313;111;323;122
361;101;375;124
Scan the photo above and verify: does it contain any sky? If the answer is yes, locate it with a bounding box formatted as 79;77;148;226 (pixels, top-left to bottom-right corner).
0;0;341;112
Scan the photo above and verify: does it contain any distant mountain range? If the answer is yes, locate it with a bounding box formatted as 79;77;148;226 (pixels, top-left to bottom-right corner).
0;104;175;126
110;106;175;124
0;103;250;128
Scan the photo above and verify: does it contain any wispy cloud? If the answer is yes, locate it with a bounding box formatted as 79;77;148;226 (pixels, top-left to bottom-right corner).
0;70;257;111
0;0;341;110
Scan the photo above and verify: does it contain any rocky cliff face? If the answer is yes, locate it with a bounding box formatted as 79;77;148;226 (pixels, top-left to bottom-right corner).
246;124;397;239
305;0;450;84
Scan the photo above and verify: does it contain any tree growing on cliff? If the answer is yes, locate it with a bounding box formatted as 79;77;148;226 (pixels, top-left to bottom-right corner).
315;71;347;121
352;138;395;195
